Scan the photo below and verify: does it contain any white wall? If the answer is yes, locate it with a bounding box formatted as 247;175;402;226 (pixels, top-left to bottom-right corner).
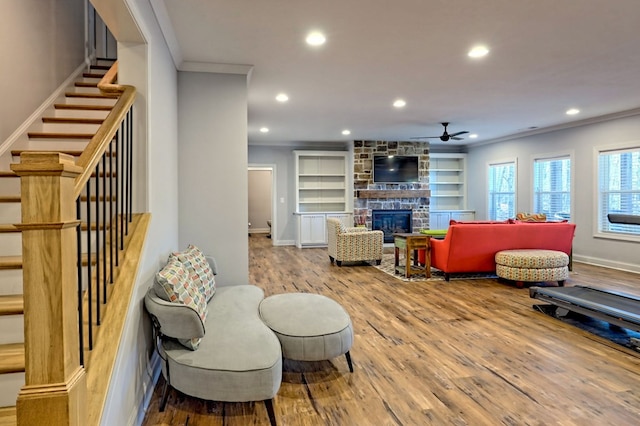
178;72;249;285
467;114;640;273
99;0;180;425
0;0;85;142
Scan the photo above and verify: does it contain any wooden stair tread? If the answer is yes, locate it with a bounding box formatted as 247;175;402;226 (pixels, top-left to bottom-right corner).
0;406;16;426
90;64;111;71
54;103;113;111
27;132;94;139
75;81;98;88
0;172;17;178
0;196;20;203
11;149;116;158
82;72;106;79
0;257;22;270
0;224;19;233
64;92;117;99
0;343;25;374
42;117;104;124
0;296;23;316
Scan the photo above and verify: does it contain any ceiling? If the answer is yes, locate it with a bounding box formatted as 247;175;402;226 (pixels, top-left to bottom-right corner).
150;0;640;147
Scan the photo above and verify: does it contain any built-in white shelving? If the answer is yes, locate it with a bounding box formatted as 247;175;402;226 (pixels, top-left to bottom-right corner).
429;153;475;229
294;151;352;247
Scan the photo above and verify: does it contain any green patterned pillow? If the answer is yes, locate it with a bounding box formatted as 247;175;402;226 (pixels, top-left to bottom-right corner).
170;245;216;301
155;257;208;350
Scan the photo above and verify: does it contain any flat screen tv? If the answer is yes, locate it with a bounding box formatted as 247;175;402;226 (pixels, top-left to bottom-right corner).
373;155;419;183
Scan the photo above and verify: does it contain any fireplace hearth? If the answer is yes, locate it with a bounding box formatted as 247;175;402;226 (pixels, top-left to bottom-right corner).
372;209;413;243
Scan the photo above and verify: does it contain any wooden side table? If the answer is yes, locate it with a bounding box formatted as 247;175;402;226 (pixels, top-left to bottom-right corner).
393;233;431;279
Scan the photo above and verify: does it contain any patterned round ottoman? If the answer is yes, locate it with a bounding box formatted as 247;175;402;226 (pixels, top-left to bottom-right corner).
495;249;569;288
259;293;354;372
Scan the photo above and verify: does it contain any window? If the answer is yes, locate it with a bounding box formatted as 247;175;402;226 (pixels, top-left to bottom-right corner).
533;155;572;221
597;146;640;237
488;160;516;221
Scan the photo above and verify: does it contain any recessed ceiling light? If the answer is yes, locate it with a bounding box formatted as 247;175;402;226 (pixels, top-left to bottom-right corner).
469;134;478;139
275;93;289;102
259;127;269;133
306;31;326;46
566;108;580;115
342;129;351;135
393;99;406;108
468;45;489;58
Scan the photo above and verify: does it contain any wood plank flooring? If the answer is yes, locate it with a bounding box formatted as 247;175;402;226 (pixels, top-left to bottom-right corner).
142;235;640;425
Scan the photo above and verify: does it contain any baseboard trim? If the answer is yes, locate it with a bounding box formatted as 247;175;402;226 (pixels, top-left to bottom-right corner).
132;350;162;426
573;254;640;275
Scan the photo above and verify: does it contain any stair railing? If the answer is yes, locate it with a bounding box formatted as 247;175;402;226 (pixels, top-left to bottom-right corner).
11;61;137;426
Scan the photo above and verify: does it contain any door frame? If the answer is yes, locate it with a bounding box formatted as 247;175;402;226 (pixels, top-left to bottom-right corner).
248;164;277;244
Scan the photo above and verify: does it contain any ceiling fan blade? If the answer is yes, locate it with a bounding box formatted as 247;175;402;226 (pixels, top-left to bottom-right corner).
410;136;440;139
451;136;464;140
449;131;469;137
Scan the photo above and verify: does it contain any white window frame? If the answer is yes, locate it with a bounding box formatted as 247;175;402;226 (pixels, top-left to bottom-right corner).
487;158;517;221
531;151;574;221
593;142;640;242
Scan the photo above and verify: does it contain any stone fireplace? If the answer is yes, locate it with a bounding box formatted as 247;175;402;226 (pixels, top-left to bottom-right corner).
353;141;430;233
372;209;413;243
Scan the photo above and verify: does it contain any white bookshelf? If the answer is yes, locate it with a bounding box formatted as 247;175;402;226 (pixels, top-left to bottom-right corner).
294;151;352;247
429;153;474;228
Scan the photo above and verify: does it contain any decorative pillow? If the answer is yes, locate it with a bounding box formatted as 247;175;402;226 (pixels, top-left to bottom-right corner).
516;212;547;222
154;258;208;350
170;245;216;301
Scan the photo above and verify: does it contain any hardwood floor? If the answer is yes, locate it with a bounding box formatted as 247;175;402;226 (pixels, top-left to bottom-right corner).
142;236;640;425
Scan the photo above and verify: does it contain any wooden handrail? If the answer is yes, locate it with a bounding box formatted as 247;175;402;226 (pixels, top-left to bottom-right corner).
74;62;136;199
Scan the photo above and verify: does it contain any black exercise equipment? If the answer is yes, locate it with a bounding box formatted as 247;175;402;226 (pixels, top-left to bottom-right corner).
530;286;640;333
607;213;640;225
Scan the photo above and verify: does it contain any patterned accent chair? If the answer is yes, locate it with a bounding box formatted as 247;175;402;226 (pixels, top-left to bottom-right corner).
327;218;384;266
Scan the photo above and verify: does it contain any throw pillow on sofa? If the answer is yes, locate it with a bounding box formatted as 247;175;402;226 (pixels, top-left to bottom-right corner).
154;257;208;350
170;244;216;301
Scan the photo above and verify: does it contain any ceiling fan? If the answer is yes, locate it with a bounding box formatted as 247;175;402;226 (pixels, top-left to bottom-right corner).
412;122;469;142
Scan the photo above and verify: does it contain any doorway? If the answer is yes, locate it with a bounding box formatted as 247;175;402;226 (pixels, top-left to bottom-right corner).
248;165;276;243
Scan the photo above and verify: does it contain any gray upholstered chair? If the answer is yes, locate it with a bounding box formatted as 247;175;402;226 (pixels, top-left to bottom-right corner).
326;218;384;266
144;256;282;425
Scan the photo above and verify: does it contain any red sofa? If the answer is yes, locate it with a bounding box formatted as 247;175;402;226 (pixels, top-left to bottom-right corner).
423;221;576;280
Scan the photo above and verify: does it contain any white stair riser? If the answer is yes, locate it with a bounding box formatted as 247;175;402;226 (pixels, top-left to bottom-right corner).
0;315;23;345
62;97;116;107
0;179;19;196
0;230;109;257
0;270;22;296
53;109;110;119
25;141;90;151
0;205;20;223
37;122;101;134
71;86;100;94
0;372;24;408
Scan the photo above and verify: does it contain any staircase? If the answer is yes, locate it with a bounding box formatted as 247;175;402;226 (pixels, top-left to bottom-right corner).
0;59;116;424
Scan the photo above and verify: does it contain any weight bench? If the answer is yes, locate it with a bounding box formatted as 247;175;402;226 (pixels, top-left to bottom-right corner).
530;286;640;333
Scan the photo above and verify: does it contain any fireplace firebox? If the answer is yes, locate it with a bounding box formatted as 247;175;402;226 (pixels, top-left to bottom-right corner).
372;209;413;243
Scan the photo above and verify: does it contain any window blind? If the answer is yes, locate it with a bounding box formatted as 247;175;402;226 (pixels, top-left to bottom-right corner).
533;156;571;221
598;147;640;235
488;161;516;221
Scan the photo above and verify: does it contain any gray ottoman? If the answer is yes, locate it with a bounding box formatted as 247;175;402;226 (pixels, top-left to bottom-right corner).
259;293;354;372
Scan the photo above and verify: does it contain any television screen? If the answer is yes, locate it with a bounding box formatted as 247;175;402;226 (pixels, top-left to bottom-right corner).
373;155;419;183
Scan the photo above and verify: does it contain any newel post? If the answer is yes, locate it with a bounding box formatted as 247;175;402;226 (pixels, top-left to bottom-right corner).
11;153;87;425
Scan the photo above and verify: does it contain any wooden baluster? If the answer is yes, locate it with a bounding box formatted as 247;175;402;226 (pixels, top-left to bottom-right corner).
11;152;87;426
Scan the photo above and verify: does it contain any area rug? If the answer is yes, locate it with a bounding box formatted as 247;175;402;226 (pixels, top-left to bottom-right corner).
534;304;640;352
372;253;498;282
